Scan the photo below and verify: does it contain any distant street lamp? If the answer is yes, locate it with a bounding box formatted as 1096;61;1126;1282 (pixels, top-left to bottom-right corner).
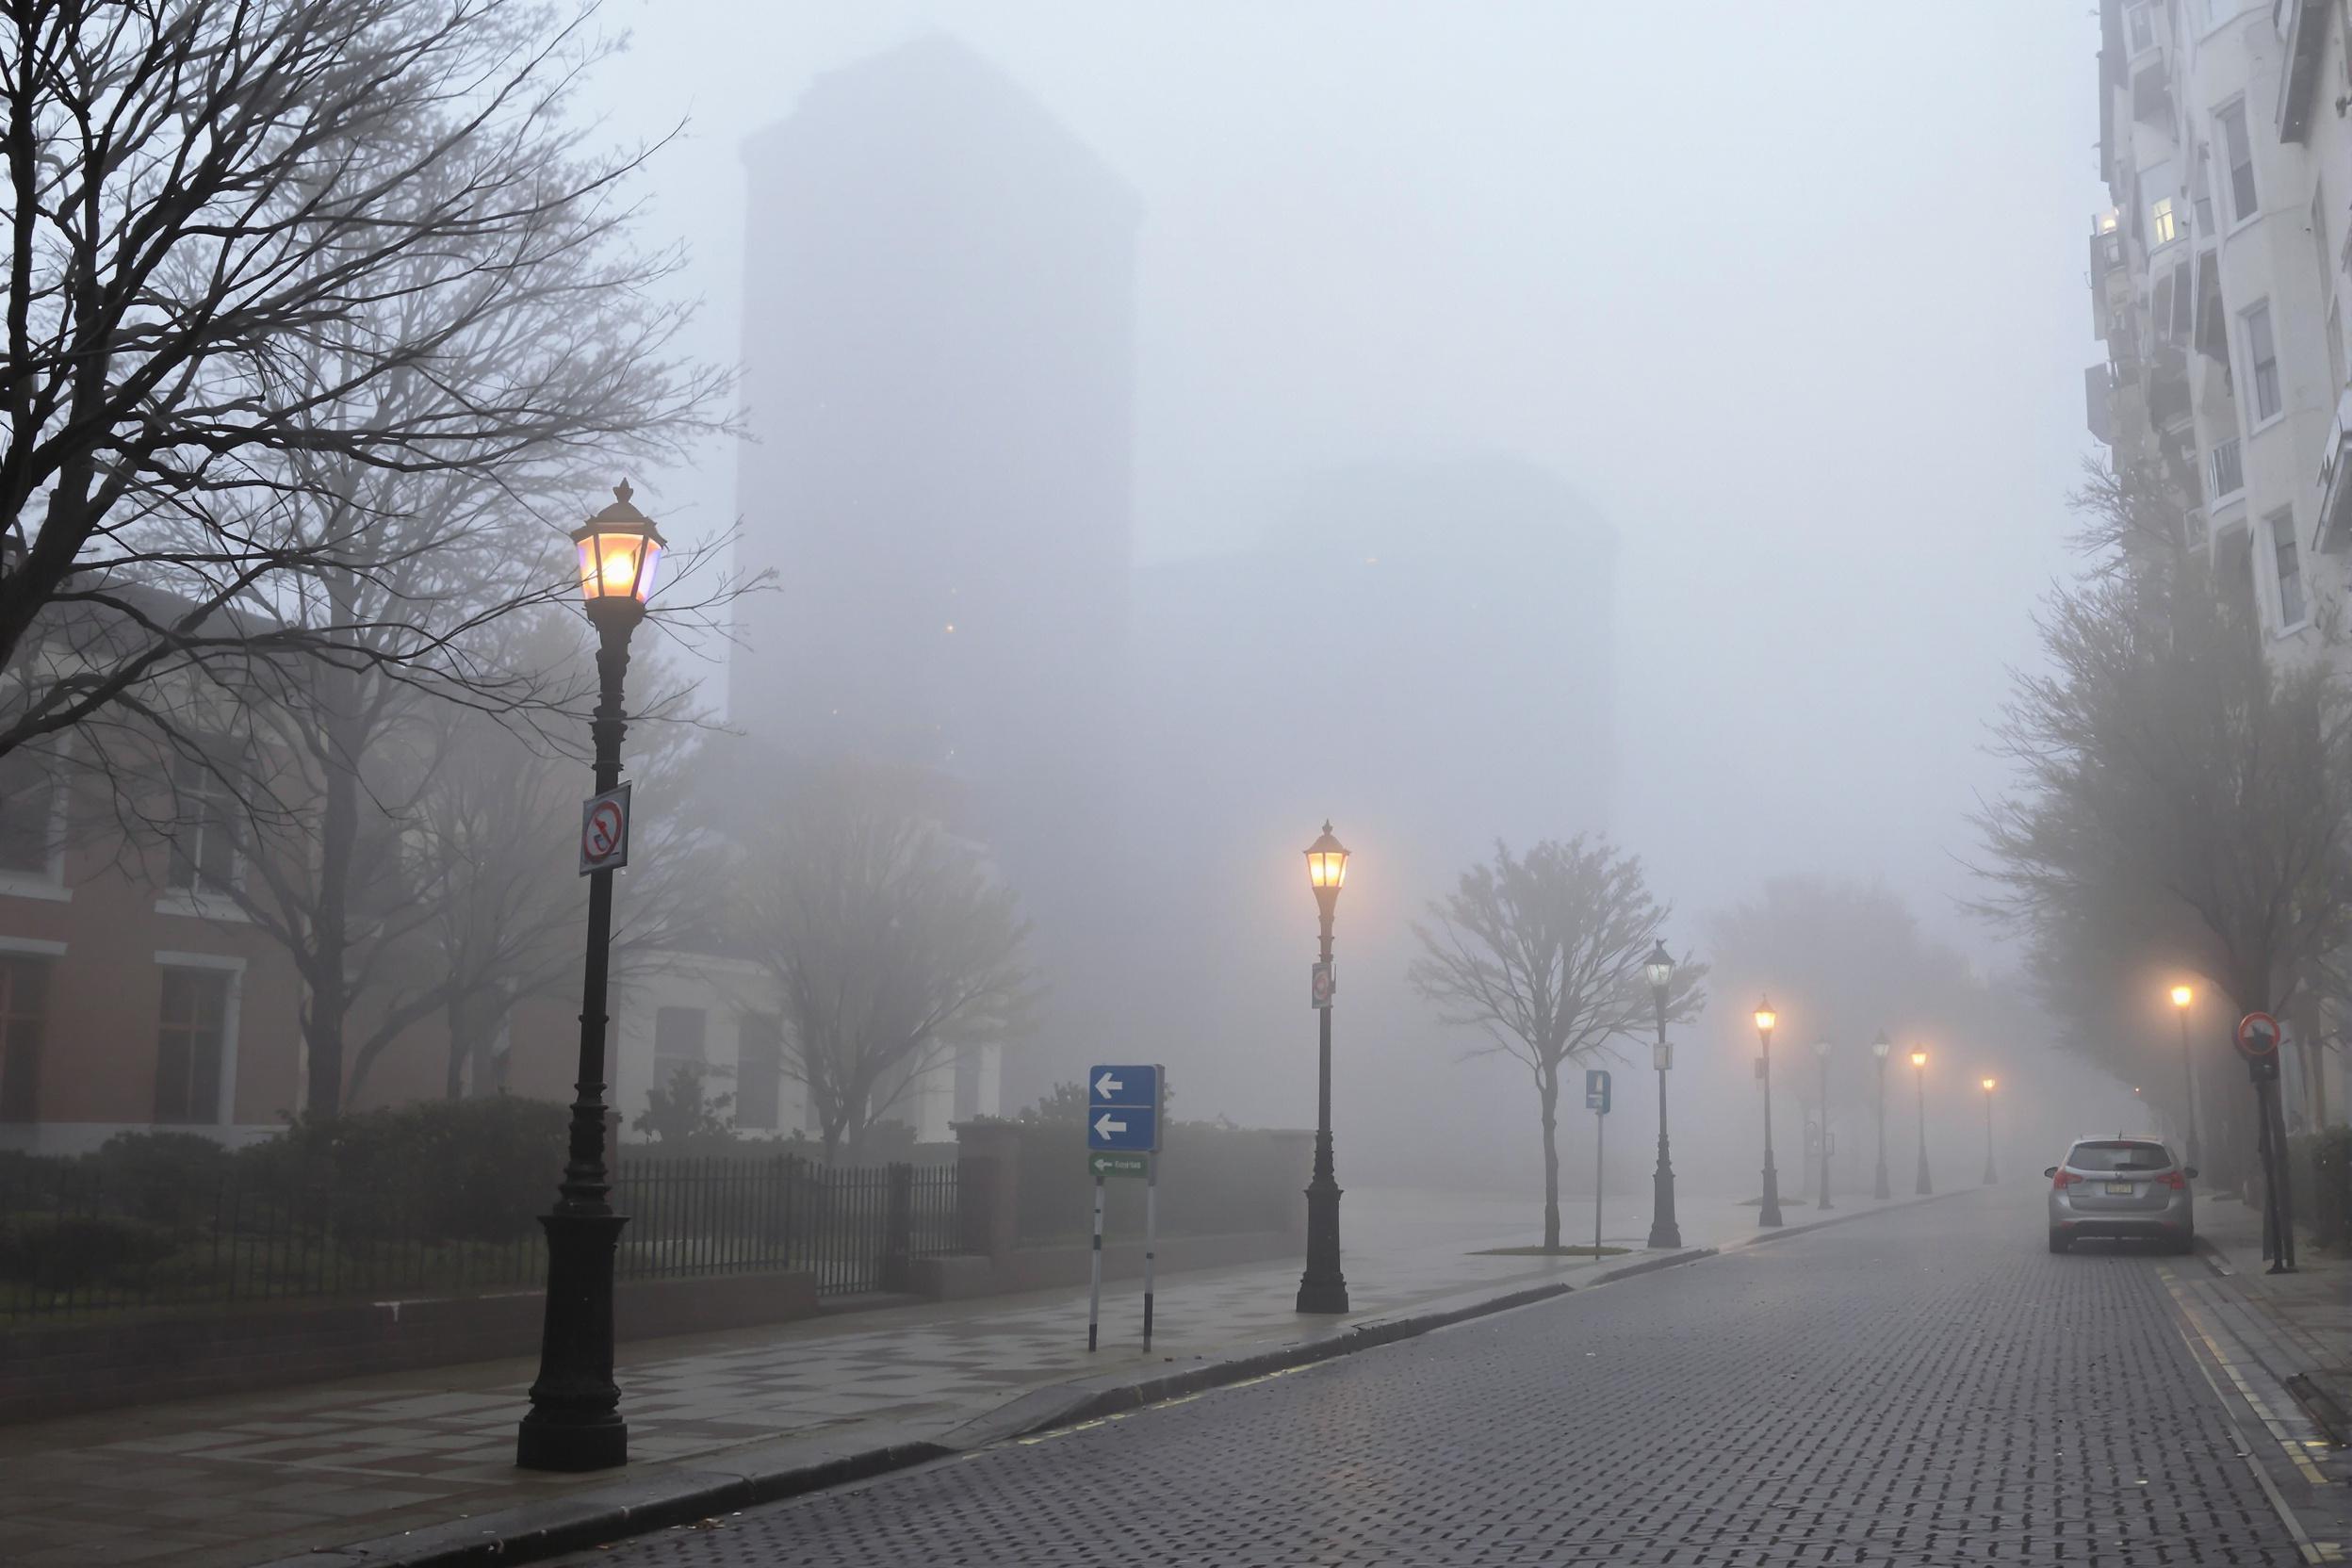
1644;940;1680;1250
1811;1038;1833;1212
1297;823;1350;1314
517;482;666;1472
1870;1033;1892;1200
2170;984;2200;1168
1980;1076;1999;1186
1754;997;1785;1228
1911;1047;1933;1196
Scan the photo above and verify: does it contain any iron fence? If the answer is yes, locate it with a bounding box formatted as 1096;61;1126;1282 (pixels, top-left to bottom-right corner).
0;1153;969;1323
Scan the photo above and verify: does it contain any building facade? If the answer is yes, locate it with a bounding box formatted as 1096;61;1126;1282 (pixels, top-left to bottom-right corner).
2088;0;2352;1124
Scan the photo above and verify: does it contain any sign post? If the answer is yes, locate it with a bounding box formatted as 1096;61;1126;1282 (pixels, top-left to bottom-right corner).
1585;1070;1611;1260
2234;1013;2296;1272
1086;1064;1165;1347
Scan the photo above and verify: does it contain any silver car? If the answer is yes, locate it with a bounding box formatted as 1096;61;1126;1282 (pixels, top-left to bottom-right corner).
2045;1135;2197;1253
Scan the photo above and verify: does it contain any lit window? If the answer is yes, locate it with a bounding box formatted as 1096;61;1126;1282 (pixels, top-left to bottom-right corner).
2144;160;2179;247
2244;302;2281;421
2271;511;2307;627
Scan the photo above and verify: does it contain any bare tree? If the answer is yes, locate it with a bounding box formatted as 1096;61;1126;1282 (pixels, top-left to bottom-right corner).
1974;552;2352;1183
742;760;1039;1163
0;0;728;772
1409;837;1703;1250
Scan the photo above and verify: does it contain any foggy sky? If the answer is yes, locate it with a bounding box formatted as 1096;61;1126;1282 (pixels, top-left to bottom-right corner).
601;0;2099;961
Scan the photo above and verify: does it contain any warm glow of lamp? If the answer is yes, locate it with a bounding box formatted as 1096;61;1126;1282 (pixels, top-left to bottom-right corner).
1305;822;1348;902
2170;985;2193;1009
571;481;666;610
1981;1076;1997;1092
1753;997;1776;1036
1911;1048;1928;1069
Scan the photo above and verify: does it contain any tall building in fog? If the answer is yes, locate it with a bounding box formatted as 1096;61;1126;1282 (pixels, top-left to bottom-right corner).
733;35;1136;786
732;37;1138;1108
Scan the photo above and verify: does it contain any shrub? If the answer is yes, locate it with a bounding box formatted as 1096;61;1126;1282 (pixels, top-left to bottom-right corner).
2291;1126;2352;1252
0;1213;178;1291
237;1095;570;1244
84;1131;235;1230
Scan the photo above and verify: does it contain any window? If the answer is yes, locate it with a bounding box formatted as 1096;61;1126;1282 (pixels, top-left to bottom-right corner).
652;1005;707;1094
154;967;227;1125
2127;2;2156;52
2144;159;2180;247
0;748;57;879
2272;510;2308;627
166;752;239;894
2065;1141;2174;1173
2244;301;2281;420
735;1013;781;1131
2217;102;2257;223
2329;301;2344;395
0;956;47;1122
2314;184;2334;299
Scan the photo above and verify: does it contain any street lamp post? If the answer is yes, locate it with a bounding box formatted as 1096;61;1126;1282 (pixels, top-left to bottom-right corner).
1811;1038;1833;1212
1755;998;1784;1228
1870;1033;1892;1200
1644;940;1680;1250
2170;985;2200;1169
1980;1076;1998;1186
1297;823;1350;1315
1911;1048;1933;1196
517;482;666;1472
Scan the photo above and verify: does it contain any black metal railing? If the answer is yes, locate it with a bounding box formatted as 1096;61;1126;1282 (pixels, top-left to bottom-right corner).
0;1153;967;1322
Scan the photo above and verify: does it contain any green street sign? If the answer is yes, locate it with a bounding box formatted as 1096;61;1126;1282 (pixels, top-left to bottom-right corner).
1088;1152;1148;1180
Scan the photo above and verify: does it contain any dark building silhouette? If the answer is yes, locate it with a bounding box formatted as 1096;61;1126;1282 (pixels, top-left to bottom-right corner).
732;36;1139;1107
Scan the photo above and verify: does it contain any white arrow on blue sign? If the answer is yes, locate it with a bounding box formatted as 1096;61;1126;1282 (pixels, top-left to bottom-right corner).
1088;1063;1163;1152
1584;1069;1611;1115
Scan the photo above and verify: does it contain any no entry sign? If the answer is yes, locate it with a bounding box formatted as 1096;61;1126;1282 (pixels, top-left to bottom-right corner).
2233;1010;2281;1060
580;783;631;875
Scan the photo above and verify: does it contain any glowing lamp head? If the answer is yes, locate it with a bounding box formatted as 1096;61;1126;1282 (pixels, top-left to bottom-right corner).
571;480;667;613
1911;1048;1929;1069
1753;997;1776;1036
1644;940;1674;994
2170;985;2193;1009
1872;1031;1892;1061
1305;822;1348;912
1981;1076;1997;1093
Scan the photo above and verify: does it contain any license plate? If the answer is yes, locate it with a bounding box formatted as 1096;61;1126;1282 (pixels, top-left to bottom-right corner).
2105;1181;2134;1196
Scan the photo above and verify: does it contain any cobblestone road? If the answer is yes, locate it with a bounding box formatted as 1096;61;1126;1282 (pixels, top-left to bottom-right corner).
563;1189;2306;1566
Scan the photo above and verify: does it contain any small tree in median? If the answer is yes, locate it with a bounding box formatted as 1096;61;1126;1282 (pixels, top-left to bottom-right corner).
1409;837;1704;1250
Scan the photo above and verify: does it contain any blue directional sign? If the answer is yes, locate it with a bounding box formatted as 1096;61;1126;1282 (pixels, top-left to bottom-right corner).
1088;1063;1163;1153
1584;1069;1611;1115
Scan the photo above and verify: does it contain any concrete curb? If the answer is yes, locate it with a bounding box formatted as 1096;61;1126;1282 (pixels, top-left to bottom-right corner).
254;1245;1723;1567
1715;1187;1968;1253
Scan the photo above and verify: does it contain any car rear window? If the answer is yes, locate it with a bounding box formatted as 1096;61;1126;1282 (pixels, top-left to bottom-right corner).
2066;1141;2173;1172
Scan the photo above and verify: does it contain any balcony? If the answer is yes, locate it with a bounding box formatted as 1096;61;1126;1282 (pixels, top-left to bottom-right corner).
2209;436;2244;503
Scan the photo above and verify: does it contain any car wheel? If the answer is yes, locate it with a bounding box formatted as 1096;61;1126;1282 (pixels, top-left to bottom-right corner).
2047;1230;2069;1254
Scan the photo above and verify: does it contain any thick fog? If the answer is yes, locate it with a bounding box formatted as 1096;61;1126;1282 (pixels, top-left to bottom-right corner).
594;1;2126;1195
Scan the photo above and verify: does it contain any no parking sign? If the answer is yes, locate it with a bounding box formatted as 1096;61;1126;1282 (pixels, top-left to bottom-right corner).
580;784;632;874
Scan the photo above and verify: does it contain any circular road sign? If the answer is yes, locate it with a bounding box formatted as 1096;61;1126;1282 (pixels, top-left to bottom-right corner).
2233;1011;2281;1059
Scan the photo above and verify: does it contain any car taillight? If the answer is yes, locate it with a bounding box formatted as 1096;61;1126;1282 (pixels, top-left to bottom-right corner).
2157;1170;2186;1189
2052;1169;2082;1190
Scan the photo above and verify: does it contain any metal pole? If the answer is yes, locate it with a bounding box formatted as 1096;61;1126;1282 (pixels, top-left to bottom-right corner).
1142;1152;1158;1349
1817;1054;1833;1211
1593;1102;1605;1259
1087;1172;1104;1349
2178;1011;2201;1170
1981;1087;1996;1185
1758;1027;1784;1227
518;611;637;1472
1647;986;1680;1249
1872;1055;1890;1200
1914;1067;1933;1196
1297;906;1349;1313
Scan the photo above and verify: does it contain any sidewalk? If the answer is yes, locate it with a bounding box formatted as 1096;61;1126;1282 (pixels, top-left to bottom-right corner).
0;1184;1933;1568
2185;1195;2351;1437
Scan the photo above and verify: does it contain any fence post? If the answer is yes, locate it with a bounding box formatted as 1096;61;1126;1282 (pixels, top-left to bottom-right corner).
880;1161;914;1290
951;1120;1021;1260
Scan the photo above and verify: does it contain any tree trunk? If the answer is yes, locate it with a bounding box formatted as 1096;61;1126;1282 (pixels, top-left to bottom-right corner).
301;680;363;1117
1539;1068;1560;1251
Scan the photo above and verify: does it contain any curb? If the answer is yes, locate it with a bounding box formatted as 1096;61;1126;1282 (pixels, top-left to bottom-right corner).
1716;1186;1968;1253
256;1246;1720;1567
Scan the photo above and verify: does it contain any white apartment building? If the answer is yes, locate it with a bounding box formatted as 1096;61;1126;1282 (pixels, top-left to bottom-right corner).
2089;0;2352;1127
